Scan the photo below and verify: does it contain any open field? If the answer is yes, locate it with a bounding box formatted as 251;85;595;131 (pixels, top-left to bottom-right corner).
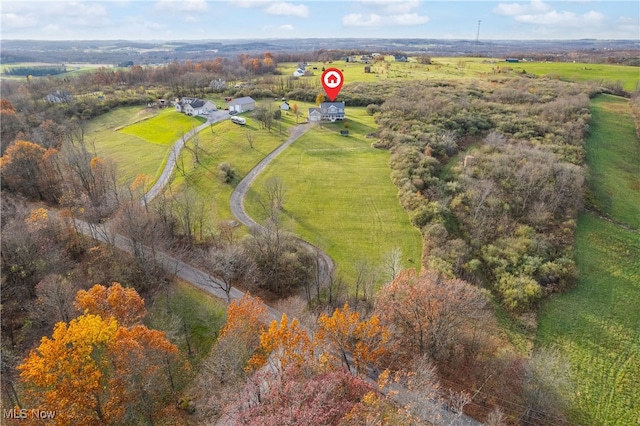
537;95;640;425
278;58;640;91
537;213;640;425
585;95;640;229
86;107;200;181
165;106;304;224
244;107;422;285
119;108;205;146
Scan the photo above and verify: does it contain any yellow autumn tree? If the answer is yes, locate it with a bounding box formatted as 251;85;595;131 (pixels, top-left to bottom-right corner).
74;282;146;327
247;313;314;373
316;303;390;376
19;285;179;426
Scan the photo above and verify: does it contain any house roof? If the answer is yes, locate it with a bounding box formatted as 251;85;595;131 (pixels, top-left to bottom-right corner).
189;100;205;108
228;96;255;106
320;102;345;112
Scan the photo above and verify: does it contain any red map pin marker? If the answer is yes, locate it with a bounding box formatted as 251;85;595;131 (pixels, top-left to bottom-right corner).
321;68;344;101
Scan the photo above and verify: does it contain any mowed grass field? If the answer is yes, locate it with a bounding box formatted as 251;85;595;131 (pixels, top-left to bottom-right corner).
537;95;640;425
586;95;640;229
88;106;203;183
119;107;205;145
244;107;422;285
166;107;303;223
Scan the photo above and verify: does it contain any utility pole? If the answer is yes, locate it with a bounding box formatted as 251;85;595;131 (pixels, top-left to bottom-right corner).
474;20;481;56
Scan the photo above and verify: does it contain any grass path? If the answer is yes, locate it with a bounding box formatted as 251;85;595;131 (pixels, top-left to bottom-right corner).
537;95;640;425
586;95;640;229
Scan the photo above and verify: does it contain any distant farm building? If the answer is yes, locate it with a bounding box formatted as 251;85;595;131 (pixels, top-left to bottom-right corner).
308;102;346;122
394;55;408;62
228;96;256;113
505;58;520;63
280;101;290;111
44;90;73;104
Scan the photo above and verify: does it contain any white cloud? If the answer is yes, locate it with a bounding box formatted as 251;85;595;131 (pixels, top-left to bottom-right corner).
360;0;420;15
515;10;604;26
154;0;208;12
494;0;551;16
279;24;294;31
494;0;606;28
343;13;382;27
390;13;429;25
1;12;38;29
343;10;427;27
229;0;272;8
265;2;308;18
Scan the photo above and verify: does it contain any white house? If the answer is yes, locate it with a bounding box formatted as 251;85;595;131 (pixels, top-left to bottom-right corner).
176;97;216;115
280;101;290;111
184;100;216;116
308;102;346;122
293;68;305;77
228;96;256;113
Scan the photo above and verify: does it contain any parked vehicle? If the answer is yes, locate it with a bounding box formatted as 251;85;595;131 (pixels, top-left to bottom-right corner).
231;116;246;125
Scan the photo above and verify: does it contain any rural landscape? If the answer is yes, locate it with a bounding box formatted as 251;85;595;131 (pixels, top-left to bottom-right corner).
1;7;639;426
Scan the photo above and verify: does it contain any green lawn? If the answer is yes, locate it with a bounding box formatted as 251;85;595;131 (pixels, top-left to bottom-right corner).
88;106;170;183
586;95;640;229
119;108;205;146
166;111;300;225
244;107;422;286
537;94;640;425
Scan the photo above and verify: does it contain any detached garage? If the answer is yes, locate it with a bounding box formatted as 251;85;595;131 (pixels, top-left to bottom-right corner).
228;96;256;113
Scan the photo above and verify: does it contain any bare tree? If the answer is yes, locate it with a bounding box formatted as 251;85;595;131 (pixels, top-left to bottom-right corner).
33;274;77;324
259;176;287;219
383;247;403;282
201;245;255;303
245;130;255;149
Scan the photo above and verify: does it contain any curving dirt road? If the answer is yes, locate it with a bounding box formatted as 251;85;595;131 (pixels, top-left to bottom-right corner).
229;122;335;288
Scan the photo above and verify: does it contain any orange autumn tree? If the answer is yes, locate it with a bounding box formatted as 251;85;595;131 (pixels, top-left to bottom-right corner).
248;313;314;373
74;282;146;326
206;293;270;383
18;284;178;426
316;303;390;376
220;293;269;348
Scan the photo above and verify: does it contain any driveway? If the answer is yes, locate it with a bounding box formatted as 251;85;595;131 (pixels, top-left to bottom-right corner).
144;110;230;203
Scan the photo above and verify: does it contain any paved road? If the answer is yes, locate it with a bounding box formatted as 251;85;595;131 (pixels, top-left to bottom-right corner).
144;110;231;203
229;122;335;287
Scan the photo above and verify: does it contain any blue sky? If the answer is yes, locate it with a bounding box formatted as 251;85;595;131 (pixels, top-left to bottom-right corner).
1;0;638;40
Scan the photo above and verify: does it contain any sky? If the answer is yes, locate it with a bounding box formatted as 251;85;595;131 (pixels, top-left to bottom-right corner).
1;0;638;41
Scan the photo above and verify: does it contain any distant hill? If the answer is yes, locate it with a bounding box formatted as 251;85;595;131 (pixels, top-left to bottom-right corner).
1;38;637;66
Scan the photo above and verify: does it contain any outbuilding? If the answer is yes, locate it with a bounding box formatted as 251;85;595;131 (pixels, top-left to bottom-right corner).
228;96;256;113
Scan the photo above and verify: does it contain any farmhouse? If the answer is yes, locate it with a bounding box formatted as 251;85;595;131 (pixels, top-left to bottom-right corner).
228;96;256;113
175;97;216;116
280;101;290;111
293;68;305;77
308;102;345;122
